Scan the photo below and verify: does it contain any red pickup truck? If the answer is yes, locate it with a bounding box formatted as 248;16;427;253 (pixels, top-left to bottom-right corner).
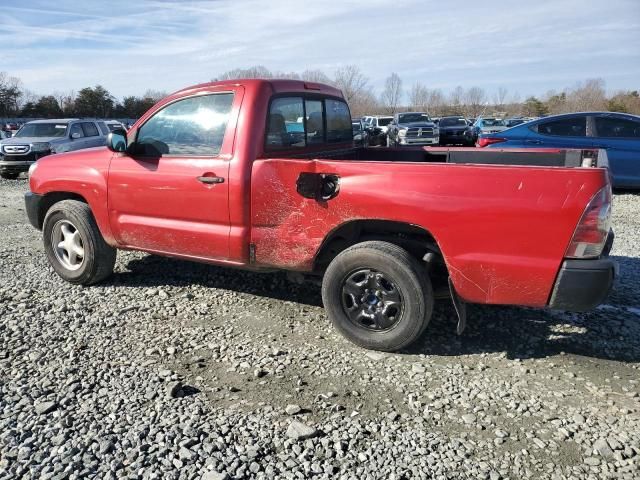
25;79;616;351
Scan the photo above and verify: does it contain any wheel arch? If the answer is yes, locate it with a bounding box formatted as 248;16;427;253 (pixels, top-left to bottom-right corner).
36;191;117;246
313;219;447;274
37;192;88;229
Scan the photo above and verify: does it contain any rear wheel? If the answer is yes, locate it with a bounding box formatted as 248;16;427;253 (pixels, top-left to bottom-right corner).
43;200;116;285
322;241;433;351
1;172;20;180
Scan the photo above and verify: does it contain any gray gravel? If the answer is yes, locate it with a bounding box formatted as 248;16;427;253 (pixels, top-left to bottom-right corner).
1;177;639;479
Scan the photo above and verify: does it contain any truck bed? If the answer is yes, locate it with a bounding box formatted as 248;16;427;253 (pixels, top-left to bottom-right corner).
251;154;610;307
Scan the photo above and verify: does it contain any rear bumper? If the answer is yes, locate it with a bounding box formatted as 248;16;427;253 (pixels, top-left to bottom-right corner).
24;191;43;230
548;255;616;311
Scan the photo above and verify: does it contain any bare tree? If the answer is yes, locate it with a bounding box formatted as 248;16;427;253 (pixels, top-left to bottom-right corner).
463;86;487;117
565;78;607;112
301;70;333;84
381;73;403;114
408;82;428;110
333;65;369;105
0;72;23;116
51;90;78;115
449;86;464;111
493;86;508;109
216;65;274;81
349;90;379;117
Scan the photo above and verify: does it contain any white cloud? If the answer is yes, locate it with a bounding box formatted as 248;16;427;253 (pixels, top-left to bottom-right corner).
2;0;639;99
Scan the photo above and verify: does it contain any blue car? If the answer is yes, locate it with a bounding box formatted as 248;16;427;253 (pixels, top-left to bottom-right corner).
478;112;640;188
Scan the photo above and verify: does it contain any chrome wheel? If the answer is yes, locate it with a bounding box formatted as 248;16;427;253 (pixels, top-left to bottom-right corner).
341;269;404;331
51;219;85;271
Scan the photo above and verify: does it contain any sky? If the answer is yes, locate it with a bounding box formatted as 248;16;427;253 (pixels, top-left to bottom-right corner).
1;0;639;101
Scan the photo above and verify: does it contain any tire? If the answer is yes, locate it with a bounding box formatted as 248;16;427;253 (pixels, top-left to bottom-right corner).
1;172;20;180
43;200;116;285
322;241;434;351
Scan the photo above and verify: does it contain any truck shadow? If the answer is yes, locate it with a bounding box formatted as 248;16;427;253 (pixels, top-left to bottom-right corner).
114;254;640;363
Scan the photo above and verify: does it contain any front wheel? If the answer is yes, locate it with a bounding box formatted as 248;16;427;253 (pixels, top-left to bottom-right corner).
43;200;116;285
322;241;433;351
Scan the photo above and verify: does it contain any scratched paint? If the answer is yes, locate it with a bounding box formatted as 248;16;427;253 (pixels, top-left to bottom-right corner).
250;158;609;307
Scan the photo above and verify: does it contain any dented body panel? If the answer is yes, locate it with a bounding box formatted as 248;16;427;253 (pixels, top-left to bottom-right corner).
28;78;612;309
250;159;608;306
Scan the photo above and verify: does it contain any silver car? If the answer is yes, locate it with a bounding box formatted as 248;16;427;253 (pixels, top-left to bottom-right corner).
0;119;109;179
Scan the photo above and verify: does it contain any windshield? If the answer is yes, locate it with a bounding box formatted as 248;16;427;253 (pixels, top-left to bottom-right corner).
482;119;505;127
377;117;393;126
398;113;431;124
352;122;362;132
16;123;68;138
439;117;467;127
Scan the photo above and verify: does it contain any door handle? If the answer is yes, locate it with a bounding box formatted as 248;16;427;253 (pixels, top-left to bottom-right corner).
197;176;225;184
525;139;542;145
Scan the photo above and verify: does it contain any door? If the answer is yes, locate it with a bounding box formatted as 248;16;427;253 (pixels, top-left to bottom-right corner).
528;115;592;149
592;114;640;187
80;122;102;148
108;91;239;260
68;123;85;151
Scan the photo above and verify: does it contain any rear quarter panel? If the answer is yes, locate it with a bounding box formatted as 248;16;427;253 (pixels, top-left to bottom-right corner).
251;159;609;307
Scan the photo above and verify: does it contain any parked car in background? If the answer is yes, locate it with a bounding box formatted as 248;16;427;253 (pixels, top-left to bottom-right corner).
438;116;473;146
465;117;508;145
505;118;526;128
387;112;439;147
105;120;127;132
363;115;393;146
477;112;640;188
352;118;369;147
0;119;108;179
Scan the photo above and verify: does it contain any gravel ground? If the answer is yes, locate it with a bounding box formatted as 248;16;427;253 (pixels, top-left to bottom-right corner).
1;177;639;480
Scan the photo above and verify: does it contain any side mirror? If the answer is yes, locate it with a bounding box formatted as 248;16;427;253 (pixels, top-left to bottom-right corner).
107;128;128;153
71;132;82;140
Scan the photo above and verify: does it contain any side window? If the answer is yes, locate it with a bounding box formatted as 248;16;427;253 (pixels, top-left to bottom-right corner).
536;116;586;136
325;99;352;143
81;122;99;137
69;124;84;138
97;121;109;135
595;117;640;138
266;97;305;149
137;93;234;156
305;99;324;145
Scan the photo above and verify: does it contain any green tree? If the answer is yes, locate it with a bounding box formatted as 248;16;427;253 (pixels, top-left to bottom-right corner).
114;95;158;119
20;102;38;117
34;95;63;118
0;72;22;116
74;85;114;117
523;96;548;116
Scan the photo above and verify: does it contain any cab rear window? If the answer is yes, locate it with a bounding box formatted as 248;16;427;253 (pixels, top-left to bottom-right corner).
266;96;352;150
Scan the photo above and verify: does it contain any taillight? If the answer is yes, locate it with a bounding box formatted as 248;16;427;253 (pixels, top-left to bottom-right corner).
565;186;612;259
477;137;506;148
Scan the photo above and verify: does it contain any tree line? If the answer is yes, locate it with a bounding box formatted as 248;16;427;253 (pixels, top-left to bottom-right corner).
1;67;638;120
